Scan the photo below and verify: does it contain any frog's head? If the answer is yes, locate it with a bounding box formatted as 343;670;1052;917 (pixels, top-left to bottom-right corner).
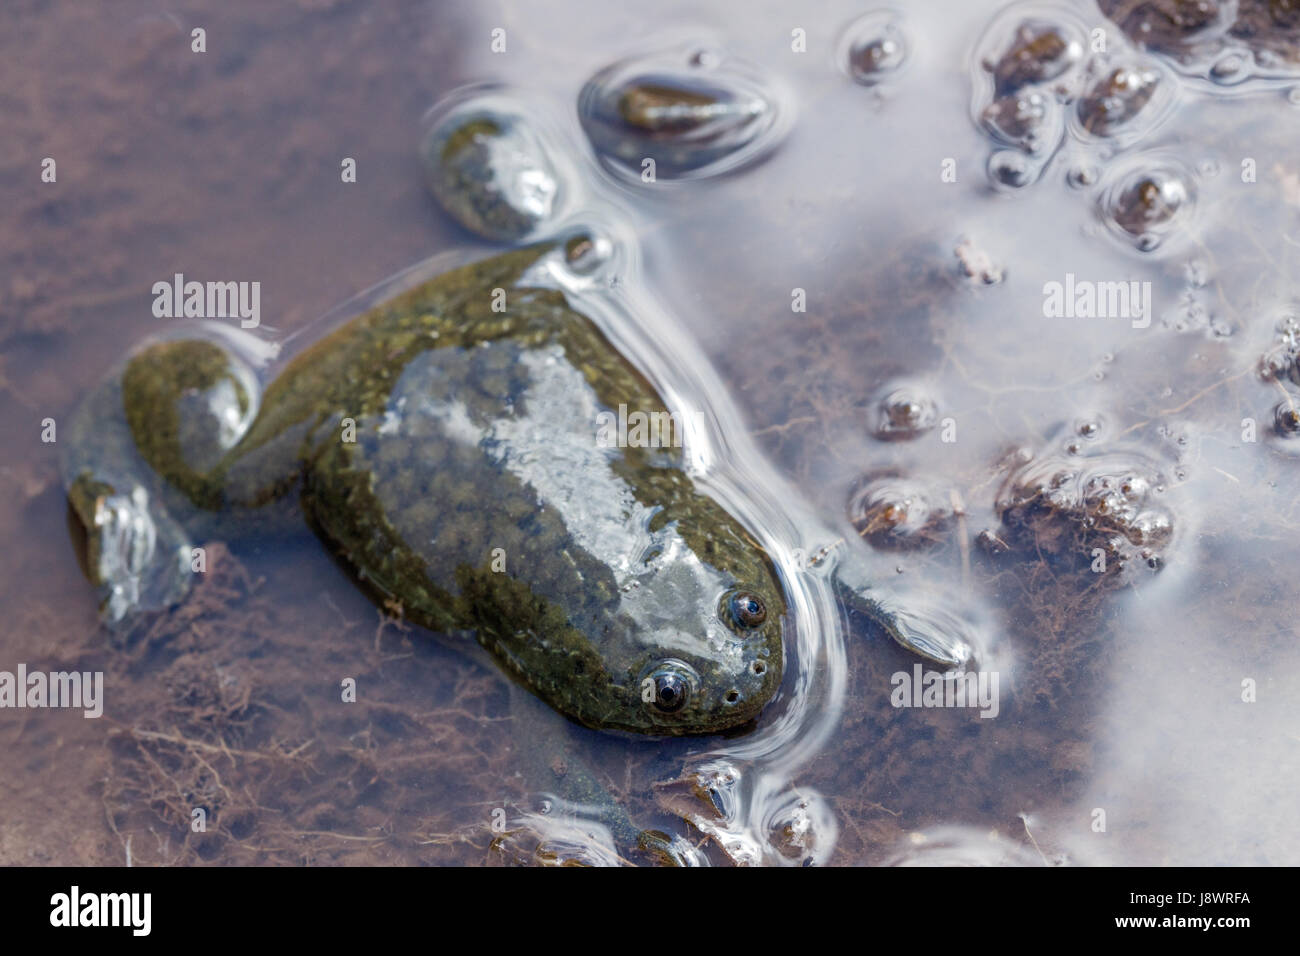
557;451;790;735
459;535;786;736
625;581;785;736
471;524;790;736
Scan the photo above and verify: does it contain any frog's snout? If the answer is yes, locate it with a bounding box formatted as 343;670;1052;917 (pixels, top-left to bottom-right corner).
635;611;782;734
721;644;780;716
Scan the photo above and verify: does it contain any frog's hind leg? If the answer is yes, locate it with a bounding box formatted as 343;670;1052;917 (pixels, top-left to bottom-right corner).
63;324;285;624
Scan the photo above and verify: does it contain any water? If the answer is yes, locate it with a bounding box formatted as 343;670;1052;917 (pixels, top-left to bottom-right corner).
3;0;1300;866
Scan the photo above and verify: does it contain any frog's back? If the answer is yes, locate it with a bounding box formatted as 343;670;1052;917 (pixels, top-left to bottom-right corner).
294;245;785;735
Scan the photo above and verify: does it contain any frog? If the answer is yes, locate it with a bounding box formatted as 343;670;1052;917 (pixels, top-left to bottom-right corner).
64;242;790;738
65;242;977;694
64;240;976;861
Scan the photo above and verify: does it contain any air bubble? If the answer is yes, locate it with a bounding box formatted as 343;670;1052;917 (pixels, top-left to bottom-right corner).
1099;154;1195;251
1077;418;1103;439
1067;165;1100;188
1076;61;1168;139
840;11;910;85
1275;402;1300;437
1209;52;1250;84
848;476;947;548
870;382;940;440
982;89;1062;154
559;230;615;279
985;19;1084;96
688;47;721;69
988;149;1036;188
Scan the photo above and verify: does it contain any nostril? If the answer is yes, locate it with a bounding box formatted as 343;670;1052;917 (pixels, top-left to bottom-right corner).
725;689;740;704
751;661;765;675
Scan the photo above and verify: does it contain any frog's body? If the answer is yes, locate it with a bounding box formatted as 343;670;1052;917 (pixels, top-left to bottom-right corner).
64;244;785;736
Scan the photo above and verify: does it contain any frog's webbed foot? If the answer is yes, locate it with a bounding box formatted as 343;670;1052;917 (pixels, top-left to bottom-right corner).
830;547;984;670
67;472;195;625
857;591;979;670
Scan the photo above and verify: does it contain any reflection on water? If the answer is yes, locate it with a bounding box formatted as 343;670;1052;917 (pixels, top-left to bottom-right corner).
3;0;1300;865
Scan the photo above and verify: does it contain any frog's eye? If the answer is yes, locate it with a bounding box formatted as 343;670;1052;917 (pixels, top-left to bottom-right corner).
641;659;700;716
728;590;767;629
652;672;689;713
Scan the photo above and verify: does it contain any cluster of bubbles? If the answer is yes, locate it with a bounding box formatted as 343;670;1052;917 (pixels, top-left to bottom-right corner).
1084;5;1300;451
970;9;1089;188
1097;0;1300;85
1161;258;1233;336
845;382;950;553
970;2;1207;254
954;236;1006;286
418;5;1297;255
1257;309;1300;442
992;418;1176;574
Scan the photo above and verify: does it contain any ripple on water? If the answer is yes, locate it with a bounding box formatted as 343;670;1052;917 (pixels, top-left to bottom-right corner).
763;789;836;866
577;42;787;181
885;825;1066;866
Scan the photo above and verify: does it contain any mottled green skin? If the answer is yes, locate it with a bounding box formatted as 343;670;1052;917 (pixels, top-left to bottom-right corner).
65;244;785;736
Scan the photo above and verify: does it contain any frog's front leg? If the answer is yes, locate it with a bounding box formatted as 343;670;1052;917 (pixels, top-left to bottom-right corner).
63;327;295;624
830;547;981;670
